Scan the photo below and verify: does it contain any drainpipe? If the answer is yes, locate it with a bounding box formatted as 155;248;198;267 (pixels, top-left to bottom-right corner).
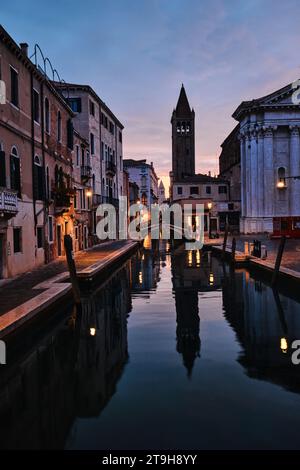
40;81;48;264
30;72;37;230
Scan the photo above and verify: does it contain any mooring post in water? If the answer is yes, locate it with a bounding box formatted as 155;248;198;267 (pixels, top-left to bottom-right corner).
222;224;229;260
231;237;236;265
64;234;81;305
271;236;286;286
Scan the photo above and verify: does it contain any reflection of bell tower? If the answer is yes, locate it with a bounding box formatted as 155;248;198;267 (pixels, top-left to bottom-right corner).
175;289;200;378
171;85;195;182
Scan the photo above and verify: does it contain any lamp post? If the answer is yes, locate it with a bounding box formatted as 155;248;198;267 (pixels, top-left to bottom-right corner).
277;175;300;188
207;202;212;239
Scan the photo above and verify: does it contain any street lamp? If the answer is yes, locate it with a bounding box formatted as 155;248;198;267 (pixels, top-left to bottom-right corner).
86;188;93;198
207;202;212;238
277;175;300;188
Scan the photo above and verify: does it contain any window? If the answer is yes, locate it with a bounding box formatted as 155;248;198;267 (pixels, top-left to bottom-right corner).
90;132;95;154
57;110;62;142
73;188;77;209
46;166;50;200
278;167;286;187
218;185;227;194
48;216;53;242
177;186;182;195
13;227;22;253
76;145;80;167
75;226;78;240
81;148;85;166
66;119;73;150
67;97;81;113
119;155;122;170
109;121;115;134
10;146;21;197
101;141;104;160
102;114;108;128
228;203;234;211
10;66;19;107
206;186;211;194
33;155;44;200
45;97;50;133
33;89;40;123
190;186;199;195
89;100;95;116
0;144;6;187
119;131;122;143
37;227;43;248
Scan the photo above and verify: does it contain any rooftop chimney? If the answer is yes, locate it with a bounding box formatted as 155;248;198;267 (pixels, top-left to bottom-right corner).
20;43;29;57
208;170;211;177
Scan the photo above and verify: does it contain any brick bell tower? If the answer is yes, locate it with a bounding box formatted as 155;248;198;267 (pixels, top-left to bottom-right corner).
171;84;195;182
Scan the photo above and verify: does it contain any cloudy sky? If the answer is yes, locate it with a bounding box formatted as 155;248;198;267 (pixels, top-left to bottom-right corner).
2;0;300;188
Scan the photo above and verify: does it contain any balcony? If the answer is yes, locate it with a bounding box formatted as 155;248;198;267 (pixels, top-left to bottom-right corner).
52;188;73;214
105;161;117;176
81;165;92;183
0;188;18;218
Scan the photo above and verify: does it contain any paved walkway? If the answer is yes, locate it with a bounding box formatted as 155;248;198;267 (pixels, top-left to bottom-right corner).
0;240;129;317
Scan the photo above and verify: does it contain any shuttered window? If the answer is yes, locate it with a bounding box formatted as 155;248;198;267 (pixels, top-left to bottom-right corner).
10;147;21;197
0;150;6;187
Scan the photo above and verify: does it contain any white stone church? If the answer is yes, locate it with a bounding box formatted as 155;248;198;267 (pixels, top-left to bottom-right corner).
232;81;300;236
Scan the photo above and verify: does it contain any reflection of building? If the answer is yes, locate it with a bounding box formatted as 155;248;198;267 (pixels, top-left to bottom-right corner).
222;268;300;393
131;250;161;294
0;263;130;449
171;248;224;376
123;159;159;208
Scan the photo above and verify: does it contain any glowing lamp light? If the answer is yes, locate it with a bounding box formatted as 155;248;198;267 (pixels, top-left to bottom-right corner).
207;202;212;210
86;189;93;197
90;327;96;336
277;180;285;189
280;337;288;353
209;273;214;285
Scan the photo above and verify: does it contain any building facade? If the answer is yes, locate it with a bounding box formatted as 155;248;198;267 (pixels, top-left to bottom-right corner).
0;26;124;279
123;159;158;209
56;83;124;238
233;82;300;235
158;180;166;204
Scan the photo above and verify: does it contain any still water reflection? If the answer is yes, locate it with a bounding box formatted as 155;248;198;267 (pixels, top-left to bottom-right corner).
1;243;300;449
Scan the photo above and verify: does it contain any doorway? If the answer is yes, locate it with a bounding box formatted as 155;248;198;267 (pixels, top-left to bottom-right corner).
0;234;4;279
57;225;62;256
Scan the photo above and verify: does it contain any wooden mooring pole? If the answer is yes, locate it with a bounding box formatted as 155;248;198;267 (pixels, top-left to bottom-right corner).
64;234;81;305
231;237;236;265
271;236;286;286
222;224;229;260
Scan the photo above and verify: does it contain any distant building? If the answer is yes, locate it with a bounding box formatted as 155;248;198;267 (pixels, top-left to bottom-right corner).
170;84;195;183
170;85;235;234
232;81;300;236
123;159;158;208
158;180;166;204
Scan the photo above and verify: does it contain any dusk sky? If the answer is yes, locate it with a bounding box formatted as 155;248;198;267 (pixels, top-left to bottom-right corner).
2;0;300;188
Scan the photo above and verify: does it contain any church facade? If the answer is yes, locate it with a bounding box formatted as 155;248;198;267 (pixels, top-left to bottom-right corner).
233;82;300;236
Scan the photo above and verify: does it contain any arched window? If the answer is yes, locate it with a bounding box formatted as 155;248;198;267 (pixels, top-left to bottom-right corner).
57;110;62;142
55;165;59;188
102;178;105;196
10;146;21;197
277;167;286;188
0;141;6;187
92;174;95;192
45;97;50;134
59;166;64;188
34;155;44;200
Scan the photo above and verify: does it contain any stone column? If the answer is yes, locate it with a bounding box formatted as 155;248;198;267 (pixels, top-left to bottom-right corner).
239;132;246;217
245;132;251;217
289;125;300;216
250;129;258;217
257;128;264;217
263;126;275;218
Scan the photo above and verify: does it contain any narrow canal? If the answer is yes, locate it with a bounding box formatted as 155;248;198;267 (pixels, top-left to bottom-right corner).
1;242;300;450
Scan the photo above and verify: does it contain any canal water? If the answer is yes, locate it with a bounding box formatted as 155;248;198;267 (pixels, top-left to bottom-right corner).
1;243;300;449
